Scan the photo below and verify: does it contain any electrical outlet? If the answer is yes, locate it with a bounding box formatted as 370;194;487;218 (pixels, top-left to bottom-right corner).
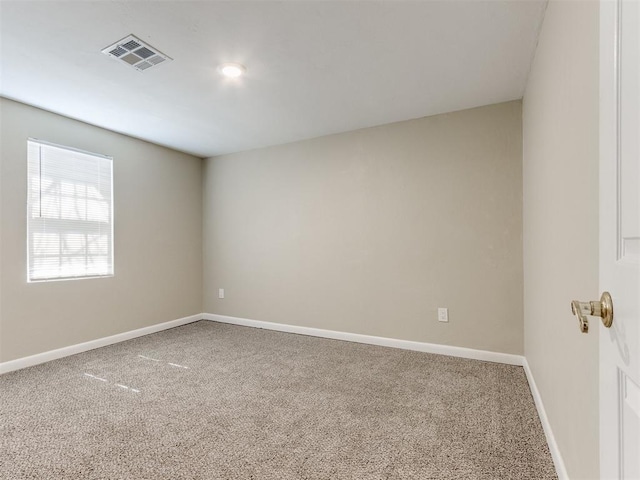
218;288;224;299
438;307;448;322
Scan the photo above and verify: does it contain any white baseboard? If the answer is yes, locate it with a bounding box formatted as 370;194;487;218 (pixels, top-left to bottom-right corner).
523;358;568;480
204;313;524;366
0;314;203;374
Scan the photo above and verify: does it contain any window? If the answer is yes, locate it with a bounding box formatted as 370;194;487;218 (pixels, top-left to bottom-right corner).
27;139;113;282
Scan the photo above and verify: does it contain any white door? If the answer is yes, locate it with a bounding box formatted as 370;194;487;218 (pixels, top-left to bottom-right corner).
600;0;640;478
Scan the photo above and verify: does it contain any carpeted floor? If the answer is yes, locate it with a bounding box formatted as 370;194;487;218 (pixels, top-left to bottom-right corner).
0;321;556;479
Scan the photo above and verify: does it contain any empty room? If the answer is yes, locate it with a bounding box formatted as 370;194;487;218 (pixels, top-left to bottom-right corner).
1;0;638;479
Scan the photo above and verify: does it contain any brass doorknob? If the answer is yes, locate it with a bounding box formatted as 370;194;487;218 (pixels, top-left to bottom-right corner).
570;292;614;333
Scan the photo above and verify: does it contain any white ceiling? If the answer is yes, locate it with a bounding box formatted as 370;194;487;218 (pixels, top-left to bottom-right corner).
0;1;546;158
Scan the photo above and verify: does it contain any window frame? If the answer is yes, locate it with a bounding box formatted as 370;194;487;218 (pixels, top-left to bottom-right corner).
26;138;115;283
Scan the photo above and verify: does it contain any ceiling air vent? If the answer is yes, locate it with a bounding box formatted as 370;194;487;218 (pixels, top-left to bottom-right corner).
101;34;172;72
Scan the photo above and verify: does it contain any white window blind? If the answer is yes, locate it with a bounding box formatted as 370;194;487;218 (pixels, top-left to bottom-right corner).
27;139;114;282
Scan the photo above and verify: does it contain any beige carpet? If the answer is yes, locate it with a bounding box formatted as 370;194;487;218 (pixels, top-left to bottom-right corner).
0;321;556;479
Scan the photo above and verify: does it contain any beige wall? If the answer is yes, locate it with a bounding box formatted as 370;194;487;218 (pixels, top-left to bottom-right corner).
0;98;203;362
522;1;600;478
204;101;524;355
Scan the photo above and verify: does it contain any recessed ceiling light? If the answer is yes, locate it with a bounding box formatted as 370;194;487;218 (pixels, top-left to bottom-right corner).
218;63;246;78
